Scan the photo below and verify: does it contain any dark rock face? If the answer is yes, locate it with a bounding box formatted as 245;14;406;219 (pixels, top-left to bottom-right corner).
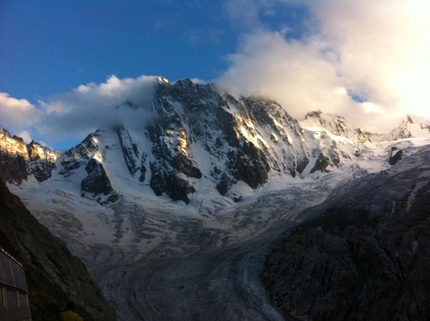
149;166;195;204
233;141;270;189
310;147;340;174
0;180;117;321
310;153;331;173
81;159;114;197
389;147;403;165
0;129;28;184
262;148;430;320
115;126;145;178
0;148;27;184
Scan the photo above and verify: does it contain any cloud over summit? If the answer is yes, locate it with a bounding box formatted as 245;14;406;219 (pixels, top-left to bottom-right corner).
0;76;159;147
218;0;430;132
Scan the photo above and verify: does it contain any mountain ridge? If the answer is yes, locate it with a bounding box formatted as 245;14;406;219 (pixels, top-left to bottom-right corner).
4;79;422;205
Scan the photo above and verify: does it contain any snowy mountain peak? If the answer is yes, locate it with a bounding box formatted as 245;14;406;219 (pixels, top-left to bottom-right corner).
0;129;58;183
375;115;430;141
301;110;371;143
157;76;169;84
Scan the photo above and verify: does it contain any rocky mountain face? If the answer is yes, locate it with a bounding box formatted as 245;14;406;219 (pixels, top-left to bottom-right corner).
0;179;117;321
0;129;58;184
262;145;430;320
0;79;366;205
146;78;314;203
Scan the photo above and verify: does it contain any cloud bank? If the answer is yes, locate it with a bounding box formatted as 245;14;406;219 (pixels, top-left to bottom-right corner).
0;93;41;142
217;0;430;132
0;76;158;148
39;75;158;137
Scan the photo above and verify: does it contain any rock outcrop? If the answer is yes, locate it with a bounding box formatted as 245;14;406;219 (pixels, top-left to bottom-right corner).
0;180;117;321
81;158;115;202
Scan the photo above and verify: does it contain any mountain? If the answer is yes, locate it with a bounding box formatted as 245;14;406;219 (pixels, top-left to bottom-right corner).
262;144;430;320
0;79;365;206
2;77;430;320
0;179;116;321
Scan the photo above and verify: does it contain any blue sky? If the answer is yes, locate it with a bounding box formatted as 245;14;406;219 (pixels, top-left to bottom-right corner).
0;1;309;103
1;1;235;101
1;0;430;149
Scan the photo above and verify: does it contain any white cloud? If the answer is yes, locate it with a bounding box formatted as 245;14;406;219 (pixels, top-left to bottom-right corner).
37;75;159;144
1;76;159;148
0;93;40;139
217;0;430;132
16;130;33;144
217;29;351;118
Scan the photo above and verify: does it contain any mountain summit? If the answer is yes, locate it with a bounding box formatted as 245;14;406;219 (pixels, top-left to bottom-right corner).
2;79;430;208
1;79;357;205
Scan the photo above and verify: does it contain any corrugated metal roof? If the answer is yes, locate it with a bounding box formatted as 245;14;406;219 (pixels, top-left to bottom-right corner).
0;247;28;291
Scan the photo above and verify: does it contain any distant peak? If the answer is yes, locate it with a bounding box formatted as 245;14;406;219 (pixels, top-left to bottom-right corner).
304;110;323;119
407;115;414;124
158;76;170;84
174;78;195;87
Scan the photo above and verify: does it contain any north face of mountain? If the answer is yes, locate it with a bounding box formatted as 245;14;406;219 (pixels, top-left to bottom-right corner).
0;179;117;321
262;145;430;320
145;79;311;203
